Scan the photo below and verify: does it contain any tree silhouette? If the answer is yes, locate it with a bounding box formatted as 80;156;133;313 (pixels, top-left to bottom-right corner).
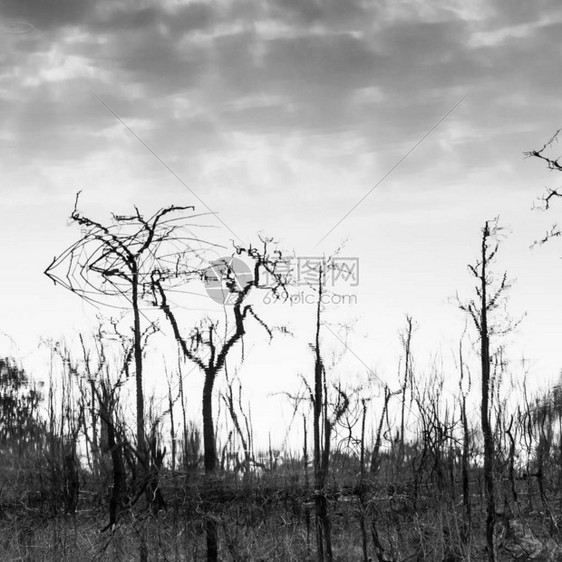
152;237;286;562
459;219;511;562
152;237;287;474
45;193;208;471
527;129;562;244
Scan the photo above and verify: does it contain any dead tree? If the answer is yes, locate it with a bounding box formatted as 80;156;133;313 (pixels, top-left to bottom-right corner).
313;265;324;496
152;237;287;475
526;129;562;214
221;370;254;477
370;385;398;475
527;132;562;512
45;193;206;472
397;315;415;472
310;264;350;562
74;331;130;530
153;238;286;562
459;219;512;562
458;333;472;532
98;379;128;532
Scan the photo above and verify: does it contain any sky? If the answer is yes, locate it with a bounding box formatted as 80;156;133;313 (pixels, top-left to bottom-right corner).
2;0;562;445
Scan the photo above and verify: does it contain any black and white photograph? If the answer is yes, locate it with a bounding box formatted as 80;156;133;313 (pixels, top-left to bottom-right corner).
1;0;562;559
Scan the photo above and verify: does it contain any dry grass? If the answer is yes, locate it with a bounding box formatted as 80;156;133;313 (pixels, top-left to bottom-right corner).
2;473;562;561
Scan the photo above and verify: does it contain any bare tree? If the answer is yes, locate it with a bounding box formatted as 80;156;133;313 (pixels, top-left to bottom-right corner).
310;264;350;562
221;369;255;477
45;194;207;470
459;219;512;562
457;333;472;533
526;129;562;212
153;238;286;562
525;129;562;251
370;384;398;475
398;315;415;472
527;130;562;521
152;237;286;475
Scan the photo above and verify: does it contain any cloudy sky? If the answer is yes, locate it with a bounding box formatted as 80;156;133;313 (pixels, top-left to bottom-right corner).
2;0;562;436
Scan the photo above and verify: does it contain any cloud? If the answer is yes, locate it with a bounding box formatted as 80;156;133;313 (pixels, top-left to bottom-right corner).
0;0;93;30
1;0;561;206
488;0;560;27
2;0;562;389
91;2;216;35
267;0;372;29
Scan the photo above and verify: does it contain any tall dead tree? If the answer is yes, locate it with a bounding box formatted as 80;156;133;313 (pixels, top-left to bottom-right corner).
45;193;206;471
313;264;324;497
460;219;511;562
398;315;415;471
71;330;130;530
153;238;286;562
458;333;472;533
527;130;562;514
152;237;287;474
311;264;349;562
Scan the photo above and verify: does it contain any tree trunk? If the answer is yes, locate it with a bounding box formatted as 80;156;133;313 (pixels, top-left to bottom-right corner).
370;387;392;474
99;401;126;531
313;269;323;491
168;381;176;474
461;394;471;528
303;414;309;488
312;267;333;562
203;370;218;474
360;399;367;479
132;271;146;467
202;368;219;561
398;316;413;472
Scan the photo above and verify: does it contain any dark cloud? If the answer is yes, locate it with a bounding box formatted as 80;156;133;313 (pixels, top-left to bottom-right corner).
263;34;379;91
0;0;93;29
97;28;211;95
2;0;562;182
269;0;323;25
95;5;162;31
488;0;561;27
206;30;383;135
205;19;471;140
92;2;215;36
167;2;216;36
267;0;373;29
